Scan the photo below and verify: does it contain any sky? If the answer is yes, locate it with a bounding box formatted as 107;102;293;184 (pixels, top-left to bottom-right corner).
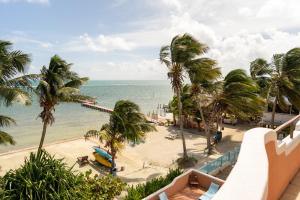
1;0;300;80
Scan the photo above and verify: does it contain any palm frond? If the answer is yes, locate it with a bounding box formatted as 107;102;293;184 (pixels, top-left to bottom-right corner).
0;131;15;145
0;86;31;106
0;115;16;127
159;45;171;68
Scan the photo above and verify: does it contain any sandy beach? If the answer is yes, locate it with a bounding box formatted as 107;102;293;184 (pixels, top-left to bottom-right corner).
0;124;252;185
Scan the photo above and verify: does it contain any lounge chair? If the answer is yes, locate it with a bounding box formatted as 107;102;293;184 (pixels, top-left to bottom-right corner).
199;182;220;200
159;192;168;200
189;174;199;187
77;156;89;166
165;134;179;140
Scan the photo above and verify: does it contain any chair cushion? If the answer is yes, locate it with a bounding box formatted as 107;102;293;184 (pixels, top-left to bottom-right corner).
159;192;168;200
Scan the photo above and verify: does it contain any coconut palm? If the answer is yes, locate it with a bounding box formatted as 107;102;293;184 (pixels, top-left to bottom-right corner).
168;85;197;128
36;55;90;153
250;48;300;128
85;100;156;174
211;69;265;127
0;40;38;145
160;33;208;159
187;57;221;154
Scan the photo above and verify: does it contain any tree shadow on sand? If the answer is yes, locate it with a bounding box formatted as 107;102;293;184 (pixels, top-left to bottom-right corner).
213;135;242;154
166;126;207;142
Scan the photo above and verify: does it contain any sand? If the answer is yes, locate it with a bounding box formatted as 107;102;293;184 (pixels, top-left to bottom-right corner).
0;124;252;185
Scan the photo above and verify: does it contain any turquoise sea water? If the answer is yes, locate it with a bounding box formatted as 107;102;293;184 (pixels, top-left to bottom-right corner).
0;80;172;153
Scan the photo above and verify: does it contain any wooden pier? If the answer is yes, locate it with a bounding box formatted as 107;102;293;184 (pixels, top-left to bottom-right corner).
80;100;113;113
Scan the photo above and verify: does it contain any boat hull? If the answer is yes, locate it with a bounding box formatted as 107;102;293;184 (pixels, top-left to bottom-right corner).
93;152;112;168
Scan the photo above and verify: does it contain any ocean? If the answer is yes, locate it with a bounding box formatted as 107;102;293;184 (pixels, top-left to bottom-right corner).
0;80;173;153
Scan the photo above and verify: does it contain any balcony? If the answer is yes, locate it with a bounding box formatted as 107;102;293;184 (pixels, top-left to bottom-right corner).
214;115;300;200
145;115;300;200
144;169;224;200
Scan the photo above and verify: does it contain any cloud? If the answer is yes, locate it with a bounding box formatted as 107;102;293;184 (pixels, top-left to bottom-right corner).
74;59;168;80
0;0;49;4
5;32;53;48
161;0;182;11
9;0;300;80
238;7;253;17
65;33;136;52
208;30;300;75
112;12;217;49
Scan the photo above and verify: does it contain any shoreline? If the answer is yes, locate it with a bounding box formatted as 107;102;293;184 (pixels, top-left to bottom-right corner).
0;136;85;156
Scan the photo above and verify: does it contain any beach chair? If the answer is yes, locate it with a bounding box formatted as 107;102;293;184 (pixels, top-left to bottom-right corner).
77;156;89;166
159;192;168;200
189;174;199;187
165;133;179;140
199;182;220;200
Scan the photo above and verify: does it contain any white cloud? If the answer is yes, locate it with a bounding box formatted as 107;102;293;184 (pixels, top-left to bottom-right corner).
74;59;168;80
161;0;182;11
11;0;300;80
0;0;48;4
65;33;136;52
113;12;217;49
208;30;300;75
257;0;288;18
62;0;300;78
6;34;52;48
238;7;253;17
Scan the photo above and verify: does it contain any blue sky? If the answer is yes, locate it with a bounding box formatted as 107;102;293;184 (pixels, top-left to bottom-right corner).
1;0;300;79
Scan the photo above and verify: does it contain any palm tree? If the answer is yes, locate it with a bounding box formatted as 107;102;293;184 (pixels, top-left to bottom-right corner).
85;100;156;174
211;69;265;128
187;57;221;154
250;48;300;128
0;40;37;145
159;33;208;159
169;85;196;125
36;55;90;153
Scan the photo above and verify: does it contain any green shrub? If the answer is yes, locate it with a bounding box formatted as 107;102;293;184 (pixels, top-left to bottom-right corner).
0;150;125;200
124;168;183;200
0;176;5;199
2;150;81;200
78;170;126;200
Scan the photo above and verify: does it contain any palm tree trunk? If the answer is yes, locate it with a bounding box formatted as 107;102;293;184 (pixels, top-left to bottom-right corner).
173;113;176;126
111;147;116;175
197;100;211;154
176;89;188;159
38;121;48;154
271;96;277;129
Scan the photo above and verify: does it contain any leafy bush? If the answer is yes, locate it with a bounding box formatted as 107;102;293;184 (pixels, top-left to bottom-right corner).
124;168;183;200
0;150;125;200
0;176;5;199
78;170;126;200
2;150;80;200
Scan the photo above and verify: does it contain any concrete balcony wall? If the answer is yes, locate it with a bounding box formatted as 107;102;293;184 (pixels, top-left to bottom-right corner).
213;122;300;200
266;130;300;199
144;169;224;200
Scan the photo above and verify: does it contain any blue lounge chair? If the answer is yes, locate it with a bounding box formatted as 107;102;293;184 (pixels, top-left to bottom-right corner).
159;192;168;200
199;182;220;200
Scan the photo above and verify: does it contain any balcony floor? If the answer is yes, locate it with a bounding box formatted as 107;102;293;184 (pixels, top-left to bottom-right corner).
170;186;205;200
281;170;300;200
